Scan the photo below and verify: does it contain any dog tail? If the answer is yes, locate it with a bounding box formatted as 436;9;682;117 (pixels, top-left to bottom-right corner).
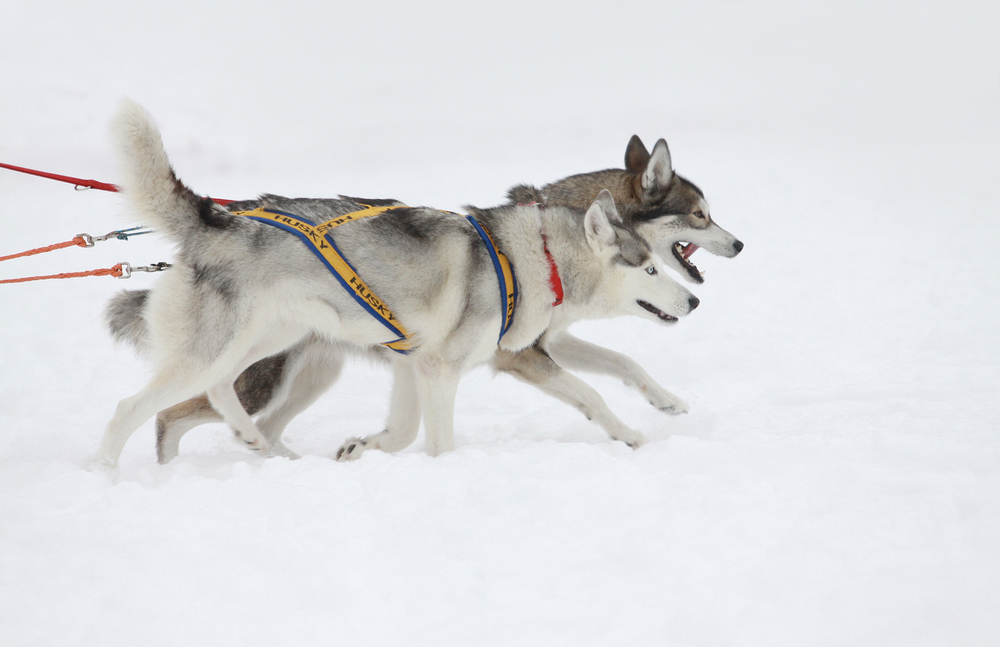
105;289;151;356
110;99;238;245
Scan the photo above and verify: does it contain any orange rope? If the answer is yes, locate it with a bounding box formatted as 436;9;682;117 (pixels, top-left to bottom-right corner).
0;236;87;263
0;264;124;284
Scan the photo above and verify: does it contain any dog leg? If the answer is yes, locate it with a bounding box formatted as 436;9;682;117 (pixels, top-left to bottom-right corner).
254;343;347;459
336;359;420;461
94;368;224;469
153;339;348;462
544;333;689;414
206;381;267;451
155;390;296;463
154;352;303;463
413;358;461;457
156;395;221;463
493;347;647;448
201;323;321;453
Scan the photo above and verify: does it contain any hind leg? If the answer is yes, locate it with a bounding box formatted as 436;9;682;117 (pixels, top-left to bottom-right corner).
336;359;420;461
156;392;277;463
96;324;309;467
207;379;267;451
154;339;348;462
254;342;347;458
156;395;221;463
94;365;229;469
199;324;320;453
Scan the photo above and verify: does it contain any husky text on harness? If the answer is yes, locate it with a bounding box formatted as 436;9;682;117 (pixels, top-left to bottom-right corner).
234;204;517;352
234;205;414;353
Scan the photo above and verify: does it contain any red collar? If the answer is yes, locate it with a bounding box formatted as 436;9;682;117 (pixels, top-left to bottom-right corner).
519;202;563;307
542;235;563;307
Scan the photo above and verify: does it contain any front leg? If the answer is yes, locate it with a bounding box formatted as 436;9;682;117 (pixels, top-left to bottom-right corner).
544;333;688;414
412;357;461;456
493;347;646;447
336;359;421;461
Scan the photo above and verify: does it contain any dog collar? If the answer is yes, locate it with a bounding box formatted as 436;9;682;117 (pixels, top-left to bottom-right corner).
542;235;563;307
520;201;562;307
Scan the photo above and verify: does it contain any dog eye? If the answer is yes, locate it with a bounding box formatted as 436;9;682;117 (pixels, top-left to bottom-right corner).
645;265;657;276
693;210;705;219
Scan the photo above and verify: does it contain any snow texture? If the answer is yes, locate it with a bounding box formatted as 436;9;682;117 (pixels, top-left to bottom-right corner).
1;1;998;645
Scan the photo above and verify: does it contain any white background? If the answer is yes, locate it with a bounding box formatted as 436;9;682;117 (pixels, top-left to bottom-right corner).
1;1;998;645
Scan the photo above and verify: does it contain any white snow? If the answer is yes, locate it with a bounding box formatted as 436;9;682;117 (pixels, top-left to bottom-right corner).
1;1;998;645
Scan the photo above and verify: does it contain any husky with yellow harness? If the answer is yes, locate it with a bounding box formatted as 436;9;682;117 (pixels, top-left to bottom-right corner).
93;100;699;468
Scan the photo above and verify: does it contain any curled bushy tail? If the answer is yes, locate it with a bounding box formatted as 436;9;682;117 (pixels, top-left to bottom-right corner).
105;289;151;356
110;99;234;244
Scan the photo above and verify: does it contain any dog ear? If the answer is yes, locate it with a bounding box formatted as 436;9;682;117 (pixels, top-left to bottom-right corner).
594;188;622;224
584;189;619;253
642;138;674;191
624;135;650;173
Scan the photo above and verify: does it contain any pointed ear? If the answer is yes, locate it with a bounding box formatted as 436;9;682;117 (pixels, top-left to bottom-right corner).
584;189;619;253
641;138;673;191
624;135;650;174
594;188;622;224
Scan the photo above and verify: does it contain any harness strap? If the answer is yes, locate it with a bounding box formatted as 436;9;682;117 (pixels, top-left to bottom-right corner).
235;204;520;352
234;206;413;354
465;216;517;343
314;205;402;235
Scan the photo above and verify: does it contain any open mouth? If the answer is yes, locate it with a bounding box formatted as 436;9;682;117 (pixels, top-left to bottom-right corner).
672;242;704;283
637;300;678;324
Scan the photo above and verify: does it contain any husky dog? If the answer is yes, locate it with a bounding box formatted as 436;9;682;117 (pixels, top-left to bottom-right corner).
94;100;698;468
507;134;743;285
108;132;742;463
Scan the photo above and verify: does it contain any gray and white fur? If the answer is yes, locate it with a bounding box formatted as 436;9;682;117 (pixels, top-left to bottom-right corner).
94;100;697;467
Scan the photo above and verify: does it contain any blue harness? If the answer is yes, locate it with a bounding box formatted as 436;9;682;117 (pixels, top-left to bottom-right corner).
233;205;517;352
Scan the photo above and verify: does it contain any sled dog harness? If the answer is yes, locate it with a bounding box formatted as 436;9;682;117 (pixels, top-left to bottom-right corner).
232;205;517;353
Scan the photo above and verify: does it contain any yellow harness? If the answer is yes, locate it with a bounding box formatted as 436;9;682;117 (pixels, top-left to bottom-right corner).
234;204;516;353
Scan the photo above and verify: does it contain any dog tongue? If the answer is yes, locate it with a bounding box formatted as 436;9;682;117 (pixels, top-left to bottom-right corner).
681;243;699;260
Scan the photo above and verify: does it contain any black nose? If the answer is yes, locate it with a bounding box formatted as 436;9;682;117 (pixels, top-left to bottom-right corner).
688;296;700;311
733;240;744;254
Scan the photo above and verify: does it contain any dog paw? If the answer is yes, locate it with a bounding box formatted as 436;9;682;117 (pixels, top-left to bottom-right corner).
232;428;268;452
88;454;119;472
263;441;301;460
611;429;648;449
657;402;689;415
648;389;689;415
335;437;369;462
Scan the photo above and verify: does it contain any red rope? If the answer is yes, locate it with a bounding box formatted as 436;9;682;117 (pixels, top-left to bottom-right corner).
0;236;88;263
1;236;122;284
1;161;233;204
0;264;124;284
0;162;119;193
0;162;234;284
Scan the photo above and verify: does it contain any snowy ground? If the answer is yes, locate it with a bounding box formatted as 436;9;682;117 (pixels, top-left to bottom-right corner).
2;1;999;645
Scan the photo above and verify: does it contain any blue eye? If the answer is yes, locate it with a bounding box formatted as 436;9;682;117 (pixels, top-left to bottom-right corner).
646;265;657;275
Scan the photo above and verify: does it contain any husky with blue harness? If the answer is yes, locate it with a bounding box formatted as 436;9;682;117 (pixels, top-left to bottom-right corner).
93;100;698;468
